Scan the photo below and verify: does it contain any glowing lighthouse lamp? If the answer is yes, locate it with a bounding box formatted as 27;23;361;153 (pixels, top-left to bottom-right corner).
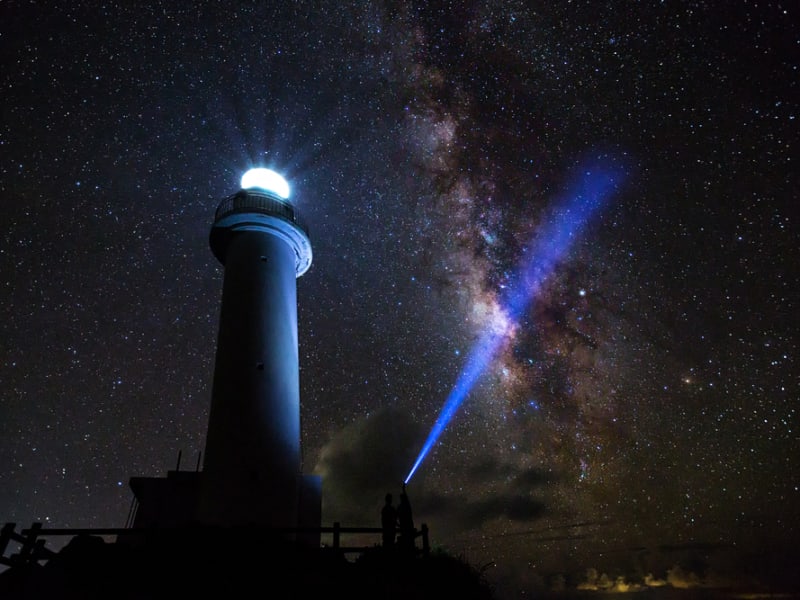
240;167;291;199
198;166;315;532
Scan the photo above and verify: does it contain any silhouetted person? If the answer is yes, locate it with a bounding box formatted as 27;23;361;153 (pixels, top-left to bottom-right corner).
397;483;415;553
381;492;398;549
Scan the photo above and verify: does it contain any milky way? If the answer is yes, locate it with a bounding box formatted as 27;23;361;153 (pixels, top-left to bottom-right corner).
2;2;797;596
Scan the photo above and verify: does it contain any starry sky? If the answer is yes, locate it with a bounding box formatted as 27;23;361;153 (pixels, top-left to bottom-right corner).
1;1;798;596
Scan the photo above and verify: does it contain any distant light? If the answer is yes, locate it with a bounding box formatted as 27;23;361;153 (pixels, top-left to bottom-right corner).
241;168;290;199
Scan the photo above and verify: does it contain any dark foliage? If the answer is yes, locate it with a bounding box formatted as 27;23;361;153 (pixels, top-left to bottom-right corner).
0;528;495;600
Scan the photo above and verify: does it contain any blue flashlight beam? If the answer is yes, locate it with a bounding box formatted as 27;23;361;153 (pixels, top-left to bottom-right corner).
405;161;625;484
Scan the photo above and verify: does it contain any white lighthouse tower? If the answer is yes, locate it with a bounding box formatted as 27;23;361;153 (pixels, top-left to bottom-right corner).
197;168;313;530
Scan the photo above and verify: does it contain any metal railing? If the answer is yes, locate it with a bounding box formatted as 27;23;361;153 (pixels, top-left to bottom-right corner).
215;191;309;236
1;521;430;567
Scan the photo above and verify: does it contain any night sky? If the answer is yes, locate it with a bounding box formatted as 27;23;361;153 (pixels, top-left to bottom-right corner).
2;1;798;596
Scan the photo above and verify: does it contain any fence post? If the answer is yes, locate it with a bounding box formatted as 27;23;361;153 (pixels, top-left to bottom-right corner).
0;523;18;565
0;523;16;557
17;522;42;564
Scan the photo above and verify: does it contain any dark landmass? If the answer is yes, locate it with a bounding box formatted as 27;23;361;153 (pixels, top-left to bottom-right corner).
0;527;496;600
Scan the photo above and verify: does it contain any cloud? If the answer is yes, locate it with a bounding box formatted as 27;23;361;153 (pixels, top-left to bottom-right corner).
424;459;553;532
464;494;546;523
314;413;553;537
313;405;425;524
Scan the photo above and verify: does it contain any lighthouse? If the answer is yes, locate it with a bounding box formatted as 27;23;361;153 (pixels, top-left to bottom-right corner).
197;168;313;530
